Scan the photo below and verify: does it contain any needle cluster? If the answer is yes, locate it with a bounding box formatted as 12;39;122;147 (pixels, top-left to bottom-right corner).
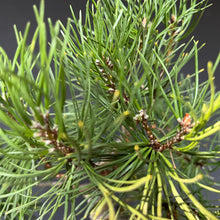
0;0;220;219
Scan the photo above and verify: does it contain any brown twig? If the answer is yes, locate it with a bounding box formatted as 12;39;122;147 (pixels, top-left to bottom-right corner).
133;110;193;152
32;110;74;155
95;56;130;104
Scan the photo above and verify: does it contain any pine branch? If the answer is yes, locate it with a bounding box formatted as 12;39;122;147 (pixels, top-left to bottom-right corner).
0;0;219;219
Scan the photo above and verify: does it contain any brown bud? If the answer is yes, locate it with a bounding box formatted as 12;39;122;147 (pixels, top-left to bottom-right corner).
171;14;176;23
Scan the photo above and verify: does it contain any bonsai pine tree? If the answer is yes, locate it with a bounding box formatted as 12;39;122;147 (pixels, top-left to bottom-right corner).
0;0;220;219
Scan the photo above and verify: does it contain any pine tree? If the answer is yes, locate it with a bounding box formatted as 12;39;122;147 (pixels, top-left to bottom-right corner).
0;0;219;219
